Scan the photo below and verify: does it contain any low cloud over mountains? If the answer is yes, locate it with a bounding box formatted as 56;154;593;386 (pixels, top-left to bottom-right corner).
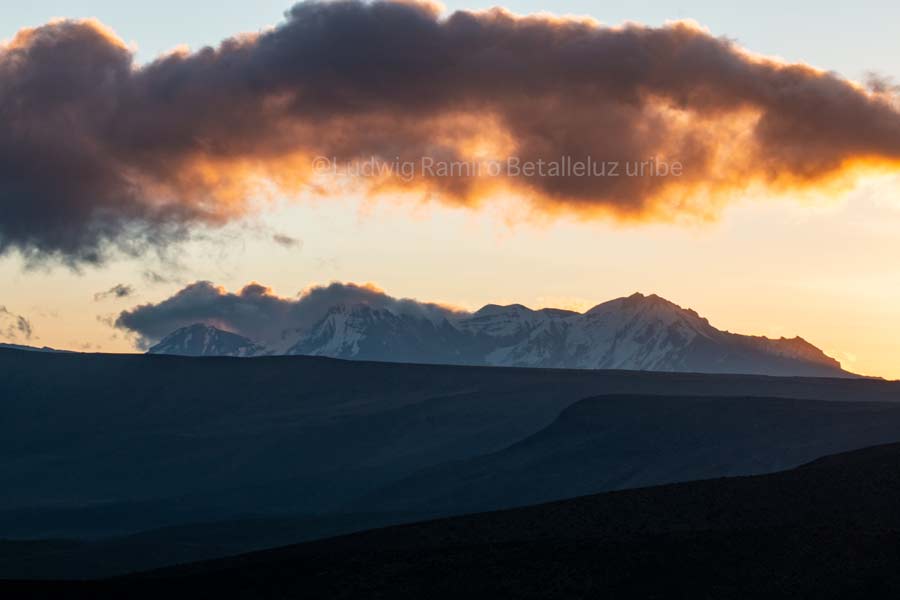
115;280;460;349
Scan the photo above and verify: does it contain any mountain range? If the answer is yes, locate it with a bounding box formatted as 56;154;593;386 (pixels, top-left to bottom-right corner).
149;292;848;377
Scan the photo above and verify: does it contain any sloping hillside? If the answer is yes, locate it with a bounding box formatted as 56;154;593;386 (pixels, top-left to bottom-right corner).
9;442;900;598
358;394;900;513
2;348;899;579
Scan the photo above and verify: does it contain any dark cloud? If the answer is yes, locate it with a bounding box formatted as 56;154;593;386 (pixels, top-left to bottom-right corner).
272;233;303;249
3;1;900;265
93;283;135;301
115;280;459;348
0;306;33;340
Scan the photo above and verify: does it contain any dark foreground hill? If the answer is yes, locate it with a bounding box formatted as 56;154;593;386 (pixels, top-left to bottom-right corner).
9;392;900;579
2;348;900;579
8;442;900;599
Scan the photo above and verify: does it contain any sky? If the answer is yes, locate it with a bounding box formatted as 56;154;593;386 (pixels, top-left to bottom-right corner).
1;1;899;379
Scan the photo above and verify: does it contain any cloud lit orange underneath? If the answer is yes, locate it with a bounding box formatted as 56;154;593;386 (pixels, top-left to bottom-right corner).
1;0;899;265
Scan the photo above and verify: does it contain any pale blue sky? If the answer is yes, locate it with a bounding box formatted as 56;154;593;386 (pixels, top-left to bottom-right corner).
4;1;899;82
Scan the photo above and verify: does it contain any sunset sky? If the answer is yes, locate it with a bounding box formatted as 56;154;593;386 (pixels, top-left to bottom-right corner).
1;0;899;379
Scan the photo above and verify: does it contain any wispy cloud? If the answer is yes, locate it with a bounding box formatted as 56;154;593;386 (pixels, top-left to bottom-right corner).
93;283;135;301
272;233;303;249
142;270;170;285
0;306;33;341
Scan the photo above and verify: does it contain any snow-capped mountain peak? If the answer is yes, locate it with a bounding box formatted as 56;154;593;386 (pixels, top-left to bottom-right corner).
148;324;263;357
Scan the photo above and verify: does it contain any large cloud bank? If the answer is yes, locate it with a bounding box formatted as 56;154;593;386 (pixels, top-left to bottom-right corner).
3;0;900;264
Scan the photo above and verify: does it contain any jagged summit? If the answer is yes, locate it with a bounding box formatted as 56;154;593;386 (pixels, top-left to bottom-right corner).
474;303;534;316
